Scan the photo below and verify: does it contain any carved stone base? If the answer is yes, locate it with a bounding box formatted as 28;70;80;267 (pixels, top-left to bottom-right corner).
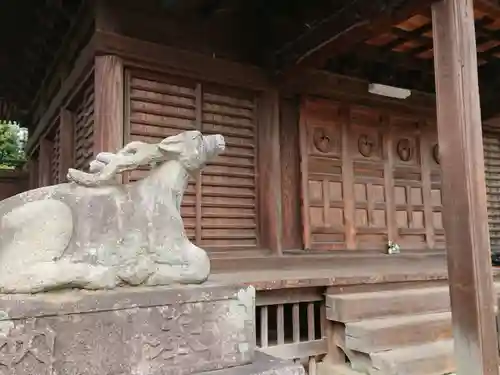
203;352;305;375
0;283;255;375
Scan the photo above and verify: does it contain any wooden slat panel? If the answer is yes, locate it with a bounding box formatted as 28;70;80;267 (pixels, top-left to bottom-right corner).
201;86;257;249
255;289;327;364
128;72;197;239
126;70;258;250
74;76;95;171
484;131;500;250
50;121;61;184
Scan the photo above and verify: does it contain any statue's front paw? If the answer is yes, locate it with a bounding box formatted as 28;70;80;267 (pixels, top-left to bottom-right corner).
77;264;119;290
145;266;176;286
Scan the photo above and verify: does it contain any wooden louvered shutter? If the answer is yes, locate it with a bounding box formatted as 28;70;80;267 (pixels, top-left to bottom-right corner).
74;77;95;171
127;71;198;241
50;120;61;184
483;131;500;250
200;85;258;249
126;70;258;251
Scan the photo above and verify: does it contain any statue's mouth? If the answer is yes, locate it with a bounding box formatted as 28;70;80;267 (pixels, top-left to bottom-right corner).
214;134;225;153
204;134;226;157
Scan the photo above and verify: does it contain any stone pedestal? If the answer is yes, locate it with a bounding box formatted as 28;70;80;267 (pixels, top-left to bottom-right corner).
204;352;304;375
0;283;304;375
0;284;255;375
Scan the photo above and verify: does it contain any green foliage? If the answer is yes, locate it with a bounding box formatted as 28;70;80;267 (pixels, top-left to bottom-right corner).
0;121;26;169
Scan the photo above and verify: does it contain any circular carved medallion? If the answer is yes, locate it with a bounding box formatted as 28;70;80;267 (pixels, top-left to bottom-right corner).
432;144;440;164
397;138;413;162
358;134;375;157
313;127;335;153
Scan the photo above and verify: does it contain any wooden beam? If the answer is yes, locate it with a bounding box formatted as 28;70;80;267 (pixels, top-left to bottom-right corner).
94;54;124;154
28;1;91;123
280;96;302;251
431;1;499;374
281;70;437;116
258;89;283;254
276;0;437;75
94;31;270;91
26;35;96;154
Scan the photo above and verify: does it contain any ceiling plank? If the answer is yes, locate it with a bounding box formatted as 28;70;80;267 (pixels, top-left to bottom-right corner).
474;0;500;18
275;0;437;76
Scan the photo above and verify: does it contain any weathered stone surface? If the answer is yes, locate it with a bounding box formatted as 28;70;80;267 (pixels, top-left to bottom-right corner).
0;131;225;293
202;352;305;375
0;283;255;375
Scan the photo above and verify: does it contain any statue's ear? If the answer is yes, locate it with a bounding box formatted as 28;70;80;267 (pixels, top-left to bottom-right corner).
158;134;185;155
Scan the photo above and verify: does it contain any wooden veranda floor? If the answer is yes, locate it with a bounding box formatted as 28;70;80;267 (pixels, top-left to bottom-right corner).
210;252;500;290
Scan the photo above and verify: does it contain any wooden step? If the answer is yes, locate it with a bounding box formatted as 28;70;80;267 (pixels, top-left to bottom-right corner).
368;340;455;375
345;312;452;352
325;287;450;322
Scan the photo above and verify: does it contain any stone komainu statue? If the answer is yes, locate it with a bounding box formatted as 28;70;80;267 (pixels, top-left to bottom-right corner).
0;130;225;293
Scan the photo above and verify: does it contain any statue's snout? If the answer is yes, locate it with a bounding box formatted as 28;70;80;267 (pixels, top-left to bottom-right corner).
203;134;225;159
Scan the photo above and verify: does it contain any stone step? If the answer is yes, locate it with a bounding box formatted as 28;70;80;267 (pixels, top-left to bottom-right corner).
317;361;365;375
367;340;455;375
345;312;452;352
325;287;451;322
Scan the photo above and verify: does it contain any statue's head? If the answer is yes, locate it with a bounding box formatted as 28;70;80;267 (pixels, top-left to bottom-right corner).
158;130;225;171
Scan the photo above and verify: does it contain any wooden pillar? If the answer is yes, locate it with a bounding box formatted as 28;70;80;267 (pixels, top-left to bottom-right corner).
59;109;75;181
280;96;302;250
28;157;39;189
94;55;124;154
432;1;499;374
258;90;283;254
38;138;53;187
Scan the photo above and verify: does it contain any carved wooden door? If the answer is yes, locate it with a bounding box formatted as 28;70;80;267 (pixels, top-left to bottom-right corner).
390;115;427;249
348;106;390;249
423;126;445;249
300;97;443;251
299;99;346;250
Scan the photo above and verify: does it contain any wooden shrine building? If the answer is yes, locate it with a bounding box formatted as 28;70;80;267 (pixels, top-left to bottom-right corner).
1;0;500;373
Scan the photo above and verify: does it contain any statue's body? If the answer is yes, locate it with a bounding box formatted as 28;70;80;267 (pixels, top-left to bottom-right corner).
0;130;225;293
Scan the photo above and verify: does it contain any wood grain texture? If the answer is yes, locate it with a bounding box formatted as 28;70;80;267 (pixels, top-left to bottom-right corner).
419;121;436;249
28;158;39;190
280;97;302;250
95;31;270;91
258;90;283;254
432;0;499;374
299;98;439;251
59;109;75;182
94;55;124;154
38;137;53;187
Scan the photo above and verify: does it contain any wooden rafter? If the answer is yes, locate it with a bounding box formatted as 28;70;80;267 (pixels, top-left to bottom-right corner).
275;0;437;75
475;0;500;18
0;0;82;122
327;39;500;119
